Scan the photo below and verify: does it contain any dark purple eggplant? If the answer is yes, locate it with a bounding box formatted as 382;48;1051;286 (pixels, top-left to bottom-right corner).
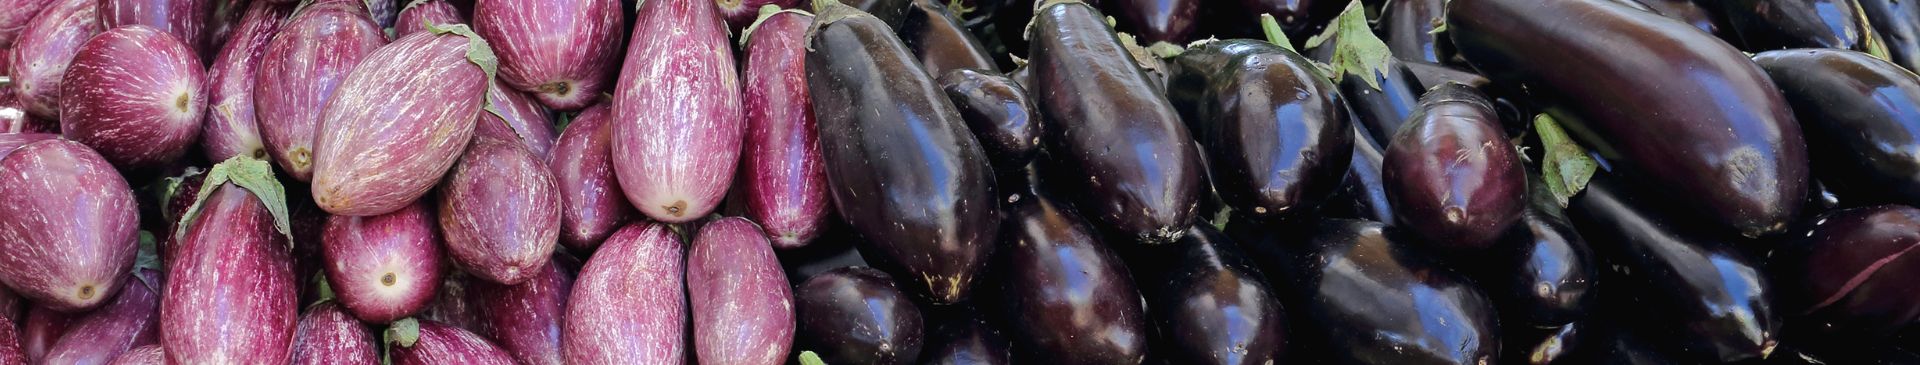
740;9;829;250
1510;322;1583;365
1567;175;1778;363
846;0;910;28
163;180;298;364
1101;0;1198;44
1324;127;1395;222
936;69;1041;173
1382;83;1525;250
1377;0;1450;64
1754;49;1920;207
1720;0;1876;52
1449;0;1809;238
1240;0;1342;41
470;255;572;365
991;194;1148;365
795;266;924;365
1481;169;1598;328
1861;0;1920;72
1305;23;1424;147
1029;0;1201;245
1638;0;1725;38
1403;61;1490;90
1135;225;1286;365
899;0;995;76
918;304;1011;365
806;0;1000;303
1769;205;1920;339
370;0;399;29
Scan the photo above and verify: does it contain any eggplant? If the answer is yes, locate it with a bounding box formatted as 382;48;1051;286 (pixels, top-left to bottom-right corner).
96;0;211;57
1481;170;1598;328
0;316;20;365
1029;0;1201;245
471;0;623;110
1382;83;1525;249
0;0;57;48
203;0;246;59
1720;0;1875;52
200;1;292;162
899;0;996;76
1637;0;1725;39
310;25;491;217
58;25;206;170
0;287;18;325
478;79;557;159
1324;127;1395;223
0;139;137;312
688;218;795;365
1305;26;1424;148
419;270;483;331
562;222;685;364
1861;0;1920;72
1136;225;1287;365
163;181;298;364
1567;175;1778;362
20;306;71;363
806;0;1000;303
548;101;636;252
990;194;1148;365
936;69;1041;173
395;0;465;38
105;345;162;365
0;92;53;134
1100;0;1198;44
718;0;803;32
1449;0;1809;238
1754;49;1920;207
253;0;386;181
1377;0;1450;64
846;0;912;28
0;132;56;160
288;302;380;365
1240;0;1342;41
8;0;102;120
773;223;871;283
919;305;1012;365
611;0;743;223
389;319;518;365
370;0;400;29
470;255;574;365
795;266;924;365
42;268;161;365
321;201;444;323
437;135;563;285
740;9;830;250
1170;36;1353;221
1770;205;1920;339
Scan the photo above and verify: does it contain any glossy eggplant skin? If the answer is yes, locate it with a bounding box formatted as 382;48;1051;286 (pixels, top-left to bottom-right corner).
1324;127;1395;222
1135;225;1286;365
1483;170;1597;328
1382;83;1525;250
805;1;1000;304
1449;0;1809;238
1719;0;1871;51
1860;0;1920;71
1029;0;1203;245
1102;0;1199;44
1378;0;1450;64
1754;49;1920;207
1769;205;1920;339
1567;175;1779;363
989;194;1148;365
1309;42;1425;148
1169;39;1353;221
1638;0;1725;38
1241;0;1341;40
936;69;1041;173
898;0;995;76
918;304;1011;365
794;266;925;365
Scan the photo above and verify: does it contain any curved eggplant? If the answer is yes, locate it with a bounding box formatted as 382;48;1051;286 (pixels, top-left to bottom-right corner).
936;69;1041;173
899;0;995;76
1170;38;1352;221
806;0;1000;303
794;266;924;365
1770;205;1920;339
918;305;1011;365
547;102;635;252
740;9;829;250
1137;225;1286;365
1860;0;1920;71
1102;0;1199;44
991;195;1149;365
1720;0;1873;51
1377;0;1450;64
1754;49;1920;207
1449;0;1809;238
1382;83;1525;250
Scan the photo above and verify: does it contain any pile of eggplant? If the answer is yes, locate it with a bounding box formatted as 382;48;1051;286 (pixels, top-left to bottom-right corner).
3;0;1920;363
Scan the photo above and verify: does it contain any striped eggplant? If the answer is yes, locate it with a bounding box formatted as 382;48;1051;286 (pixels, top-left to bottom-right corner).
720;0;802;31
471;255;574;365
795;266;924;365
253;0;385;181
105;345;163;365
472;0;623;110
200;1;292;162
289;302;381;365
322;201;444;323
562;222;685;364
309;24;493;217
688;218;794;365
419;271;483;331
611;0;741;223
0;316;19;365
0;139;137;312
395;0;464;38
740;8;829;250
937;69;1041;174
437;135;562;285
96;0;211;56
0;91;52;134
549;101;636;252
7;0;101;120
59;25;206;170
389;319;517;365
477;78;557;158
0;0;58;48
20;306;70;363
0;133;56;159
163;182;298;364
42;268;161;365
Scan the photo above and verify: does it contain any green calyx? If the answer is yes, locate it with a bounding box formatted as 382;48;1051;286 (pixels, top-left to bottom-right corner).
1534;113;1598;207
1304;1;1395;90
174;157;294;250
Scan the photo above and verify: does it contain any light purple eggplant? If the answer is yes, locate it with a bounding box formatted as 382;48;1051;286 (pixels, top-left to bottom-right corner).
0;309;23;365
740;9;828;249
562;222;686;364
42;268;162;365
471;0;622;110
420;270;483;331
322;201;444;323
688;217;794;365
0;139;137;312
389;319;518;365
163;182;298;364
394;0;465;38
58;25;206;170
718;0;803;31
370;0;401;30
548;101;636;252
470;256;574;365
0;133;57;159
437;135;562;285
96;0;211;56
288;301;380;365
478;78;557;158
253;0;386;181
309;25;493;217
610;0;743;223
20;306;71;363
8;0;102;119
104;345;163;365
0;0;59;48
200;1;293;162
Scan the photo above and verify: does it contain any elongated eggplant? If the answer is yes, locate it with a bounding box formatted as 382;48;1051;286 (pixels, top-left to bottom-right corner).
1567;175;1778;362
106;345;161;365
936;69;1040;173
1450;0;1809;238
97;0;211;56
254;0;385;181
478;79;557;159
58;25;206;170
200;1;291;162
21;306;71;363
322;201;443;323
42;268;160;365
1136;225;1286;365
741;9;829;250
919;304;1011;365
611;0;742;223
1174;37;1353;221
719;0;802;31
1382;83;1525;249
1861;0;1920;71
471;255;573;365
1324;127;1395;223
900;0;996;76
389;319;517;365
0;139;137;312
1754;49;1920;207
1770;205;1920;339
288;302;380;365
548;101;635;252
8;0;102;120
438;135;562;285
0;0;57;48
1720;0;1873;51
990;195;1148;365
806;0;1000;303
562;222;685;364
1638;0;1724;38
310;24;491;217
1378;0;1449;64
471;0;622;110
395;0;465;38
1303;21;1424;148
795;266;924;365
1481;170;1597;328
164;182;297;364
688;218;795;365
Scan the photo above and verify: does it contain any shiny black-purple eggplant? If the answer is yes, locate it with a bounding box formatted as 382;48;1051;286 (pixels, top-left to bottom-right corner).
1754;49;1920;207
1100;0;1199;44
937;69;1041;173
794;266;925;365
1718;0;1874;52
1377;0;1451;64
1859;0;1920;71
898;0;996;76
1482;169;1597;328
988;194;1149;365
917;304;1011;365
1133;225;1286;365
1769;205;1920;340
1382;83;1526;250
1308;42;1423;148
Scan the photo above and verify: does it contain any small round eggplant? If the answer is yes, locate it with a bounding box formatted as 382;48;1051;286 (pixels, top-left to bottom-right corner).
1382;83;1525;250
1720;0;1873;52
1860;0;1920;72
1770;205;1920;339
1377;0;1450;64
1754;49;1920;207
58;25;207;170
991;195;1149;365
1137;225;1286;365
937;69;1042;173
321;201;444;323
899;0;996;76
918;304;1011;365
795;266;925;365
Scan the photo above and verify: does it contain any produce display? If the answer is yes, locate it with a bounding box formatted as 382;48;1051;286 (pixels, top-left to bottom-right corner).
12;0;1920;363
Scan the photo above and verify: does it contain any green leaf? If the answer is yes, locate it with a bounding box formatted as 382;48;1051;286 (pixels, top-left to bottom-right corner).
1260;14;1295;53
1534;114;1598;207
1303;1;1394;91
385;318;421;348
799;351;828;365
175;157;294;249
158;167;206;224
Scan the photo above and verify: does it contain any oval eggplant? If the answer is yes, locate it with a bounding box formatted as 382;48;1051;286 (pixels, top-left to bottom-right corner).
472;0;623;110
0;139;137;312
610;0;742;223
740;9;829;249
1030;0;1201;245
1484;170;1598;328
390;319;517;365
718;0;802;31
1381;83;1525;249
562;222;685;364
200;1;292;162
937;69;1042;172
0;132;57;160
0;0;58;48
548;101;636;252
688;218;795;365
1139;225;1286;365
1720;0;1872;51
105;345;162;365
395;0;465;38
42;268;161;365
795;266;924;365
322;201;444;323
993;195;1149;365
1567;175;1778;363
288;302;380;365
1861;0;1920;72
1377;0;1449;64
1754;49;1920;207
8;0;102;120
1770;205;1920;339
470;255;573;365
309;25;491;217
96;0;210;56
163;182;298;364
419;270;483;332
438;135;562;285
1449;0;1809;238
919;305;1011;365
477;80;557;159
253;0;386;181
806;0;1000;303
900;0;996;76
1178;39;1353;221
20;306;71;363
58;25;206;170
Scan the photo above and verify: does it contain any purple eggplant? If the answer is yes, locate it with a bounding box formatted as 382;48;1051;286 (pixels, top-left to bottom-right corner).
57;25;205;170
795;266;924;365
1771;205;1920;339
740;8;829;250
0;132;56;159
0;317;19;365
688;218;795;365
1754;49;1920;207
1483;169;1598;328
104;345;161;365
477;79;557;159
919;305;1011;365
1102;0;1198;44
370;0;399;29
253;0;386;181
472;0;623;110
321;201;443;323
389;319;517;365
1382;83;1525;250
437;135;562;285
200;1;292;162
719;0;803;31
1135;225;1287;365
20;306;71;363
0;91;55;134
0;139;137;312
470;255;573;365
0;0;58;49
610;0;741;223
1402;61;1490;90
1861;0;1920;72
1720;0;1876;52
394;0;464;38
1305;21;1425;148
548;101;636;252
42;268;161;365
936;69;1041;173
1638;0;1725;38
7;0;101;120
0;287;18;325
202;0;246;60
163;181;297;364
1239;0;1341;41
562;222;685;364
419;270;483;331
990;194;1148;365
900;0;996;76
96;0;210;56
309;25;493;217
288;302;379;365
1377;0;1449;64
